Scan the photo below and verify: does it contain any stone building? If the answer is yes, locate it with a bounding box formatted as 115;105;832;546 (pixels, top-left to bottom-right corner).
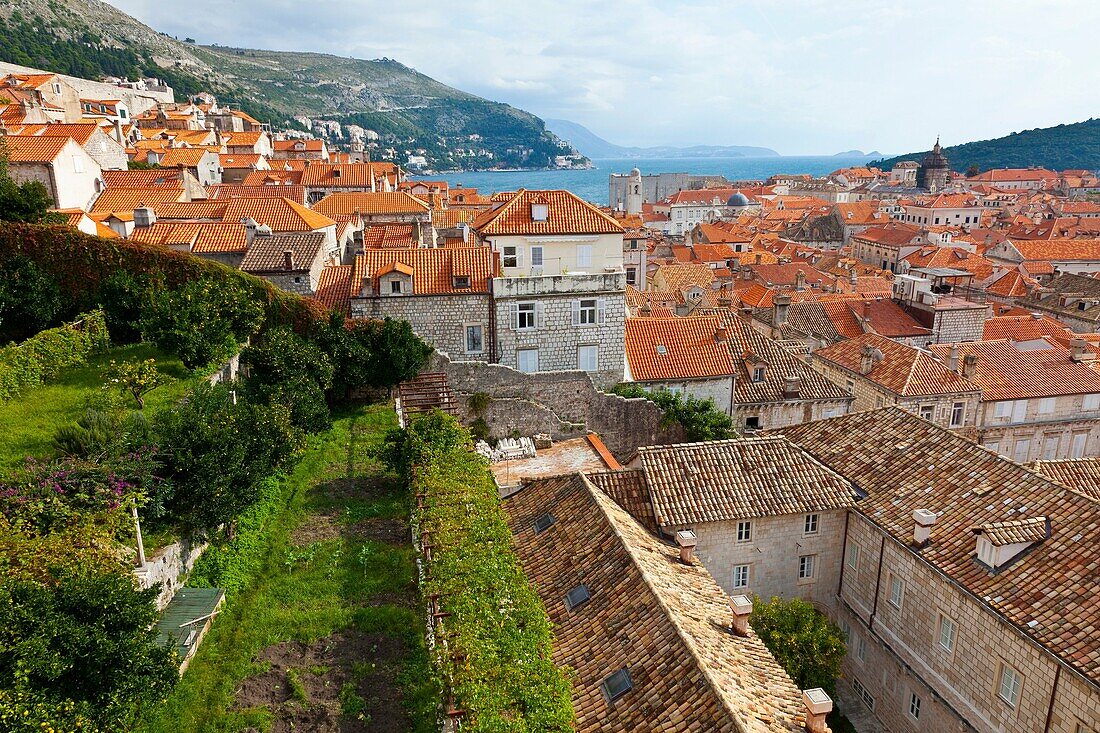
5;122;127;171
159;147;221;186
504;472;816;732
472;189;627;388
915;138;953;192
619;436;855;608
2;134;103;210
313;191;434;246
928;337;1100;460
811;333;982;429
348;247;495;361
623;316;735;411
1020;272;1100;332
779;409;1100;733
239;231;327;295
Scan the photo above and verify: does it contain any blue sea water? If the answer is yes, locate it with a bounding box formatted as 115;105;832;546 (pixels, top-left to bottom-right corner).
415;155;878;205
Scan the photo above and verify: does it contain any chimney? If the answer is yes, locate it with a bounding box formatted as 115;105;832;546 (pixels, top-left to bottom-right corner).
961;353;977;378
849;267;858;285
795;269;806;292
241;216;257;244
112;118;125;145
859;343;876;374
773;293;791;327
947;344;959;371
783;375;802;399
283;249;295;270
674;530;698;565
133;206;156;228
715;326;727;343
754;252;762;265
729;594;752;636
1070;337;1091;362
742;265;753;281
912;508;938;547
802;689;833;733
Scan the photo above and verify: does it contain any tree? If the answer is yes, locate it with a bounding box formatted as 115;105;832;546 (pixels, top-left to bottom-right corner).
610;384;736;442
106;358;171;409
0;256;65;341
749;595;847;695
0;568;178;730
242;326;334;432
0;144;60;224
316;314;431;398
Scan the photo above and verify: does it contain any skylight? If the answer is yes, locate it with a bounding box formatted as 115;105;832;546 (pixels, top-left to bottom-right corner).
601;668;633;703
564;584;591;611
656;344;667;355
534;512;556;534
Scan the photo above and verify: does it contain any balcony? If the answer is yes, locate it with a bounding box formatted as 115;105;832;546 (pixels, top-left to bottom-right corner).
492;270;626;298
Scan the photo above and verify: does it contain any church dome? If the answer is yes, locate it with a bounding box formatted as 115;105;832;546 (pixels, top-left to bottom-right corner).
727;192;751;207
630;167;641;178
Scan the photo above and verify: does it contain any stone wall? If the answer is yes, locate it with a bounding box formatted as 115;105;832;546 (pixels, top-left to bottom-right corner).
0;60;175;115
134;534;209;611
354;293;493;362
428;350;682;459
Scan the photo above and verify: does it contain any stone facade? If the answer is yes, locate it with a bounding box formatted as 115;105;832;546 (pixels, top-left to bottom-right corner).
835;513;1100;733
353;293;493;361
975;394;1100;461
733;398;850;432
633;376;734;415
493;273;626;389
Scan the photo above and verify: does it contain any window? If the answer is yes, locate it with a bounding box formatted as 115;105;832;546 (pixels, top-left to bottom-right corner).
856;634;867;661
465;324;484;354
752;366;766;383
994;401;1012;419
1013;438;1031;463
1043;435;1060;460
530;246;544;268
1038;397;1056;415
846;543;861;571
530;202;549;221
453;275;471;289
997;664;1022;707
503;245;520;268
564;584;591;611
838;618;851;642
601;668;633;703
852;677;875;710
951;402;965;427
1084;394;1100;411
576;245;592;269
578;345;598;372
119;108;127;119
390;279;403;294
517;348;539;373
732;564;750;588
516;302;537;330
889;575;904;608
804;513;819;535
52;82;61;94
937;615;956;653
744;416;761;430
845;379;854;395
736;521;752;543
576;298;597;326
533;513;556;533
909;693;922;720
919;404;934;421
625;266;637;285
72;155;85;173
798;554;816;580
1072;433;1088;458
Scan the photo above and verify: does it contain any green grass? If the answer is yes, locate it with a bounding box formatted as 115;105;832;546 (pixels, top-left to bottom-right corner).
0;342;204;471
135;404;438;733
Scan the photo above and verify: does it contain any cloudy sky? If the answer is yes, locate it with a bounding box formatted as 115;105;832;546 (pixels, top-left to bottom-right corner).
108;0;1100;155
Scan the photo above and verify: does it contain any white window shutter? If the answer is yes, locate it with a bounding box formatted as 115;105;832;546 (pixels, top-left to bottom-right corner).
536;301;545;329
597;298;606;324
516;246;524;269
571;300;581;326
509;302;519;330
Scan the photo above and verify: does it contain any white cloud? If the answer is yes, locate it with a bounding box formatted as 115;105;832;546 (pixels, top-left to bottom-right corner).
105;0;1100;154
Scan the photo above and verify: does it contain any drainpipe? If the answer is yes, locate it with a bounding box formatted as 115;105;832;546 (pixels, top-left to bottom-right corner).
867;534;886;629
836;510;851;598
1042;665;1061;732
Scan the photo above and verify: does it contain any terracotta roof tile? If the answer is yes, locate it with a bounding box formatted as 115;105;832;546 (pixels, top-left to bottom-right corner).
1;134;72;162
221;198;335;232
354;247;494;296
90;188;185;213
240;232;325;272
313;191;428;217
130;221;248;253
814;334;980;397
625;316;735;381
1030;458;1100;502
314;264;353;317
472;189;623;236
928;339;1100;400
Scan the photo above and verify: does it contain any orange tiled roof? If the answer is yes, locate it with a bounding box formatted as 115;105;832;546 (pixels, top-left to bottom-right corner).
362;224;416;249
89;188;185;213
354;247;494;296
272;138;323;151
159;147;213;168
814;333;978;396
241;169;304;186
313;192;429;217
299;162;398;188
471;189;623;236
221;198;335;232
1005;238;1100;262
314;264;353;316
130;221;248;253
983;313;1073;342
220;154;266;168
1;134;72;162
206;184;307;204
5;123;102;145
102;169;187;189
928;339;1100;401
653;263;716;292
625;316;735;381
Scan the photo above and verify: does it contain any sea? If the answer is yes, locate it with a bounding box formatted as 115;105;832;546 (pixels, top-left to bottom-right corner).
413;155;879;206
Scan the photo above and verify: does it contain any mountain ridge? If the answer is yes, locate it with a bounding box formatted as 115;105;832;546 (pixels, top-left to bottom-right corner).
545;118;780;159
0;0;581;170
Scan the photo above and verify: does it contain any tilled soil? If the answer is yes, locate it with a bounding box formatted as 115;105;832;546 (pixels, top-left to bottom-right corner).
234;630;411;733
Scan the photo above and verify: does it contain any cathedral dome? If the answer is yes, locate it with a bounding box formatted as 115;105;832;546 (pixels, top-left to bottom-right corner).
727;192;751;207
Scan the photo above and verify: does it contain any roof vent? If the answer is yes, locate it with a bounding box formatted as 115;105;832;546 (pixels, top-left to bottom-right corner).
973;516;1050;570
729;594;752;636
133;206;156;228
283;249;295;270
655;344;667;355
600;668;633;704
912;508;937;547
675;529;698;564
783;375;802;399
255;223;272;237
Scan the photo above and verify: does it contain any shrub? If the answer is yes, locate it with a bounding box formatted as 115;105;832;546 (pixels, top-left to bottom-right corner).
243;326;334;432
0;310;109;401
154;383;299;531
610;383;736;442
52;409;154;461
106;358;172;409
0;256;65;341
0;149;58;226
140;277;263;369
0;568;178;730
749;595;847;695
393;411;574;732
97;269;157;343
319;316;432;398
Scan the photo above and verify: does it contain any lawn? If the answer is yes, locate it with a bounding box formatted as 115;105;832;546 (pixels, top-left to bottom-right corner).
136;404;437;733
0;342;204;471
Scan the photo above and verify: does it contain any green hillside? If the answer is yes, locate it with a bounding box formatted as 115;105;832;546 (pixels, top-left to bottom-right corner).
873;119;1100;173
0;0;579;170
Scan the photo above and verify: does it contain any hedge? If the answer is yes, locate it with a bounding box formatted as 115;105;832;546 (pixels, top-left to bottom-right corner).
401;412;574;732
0;309;109;400
0;223;330;337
